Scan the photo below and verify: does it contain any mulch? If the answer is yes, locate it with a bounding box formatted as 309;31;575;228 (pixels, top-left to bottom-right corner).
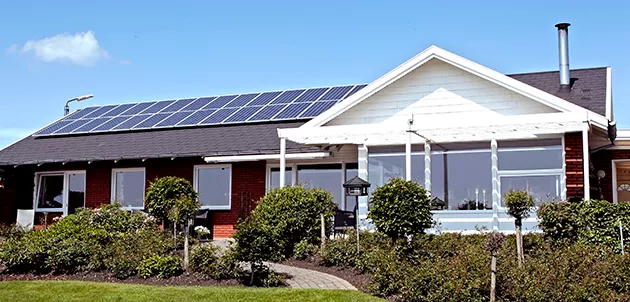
279;258;372;293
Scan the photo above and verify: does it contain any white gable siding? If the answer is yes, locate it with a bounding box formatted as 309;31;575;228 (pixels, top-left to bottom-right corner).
326;59;559;126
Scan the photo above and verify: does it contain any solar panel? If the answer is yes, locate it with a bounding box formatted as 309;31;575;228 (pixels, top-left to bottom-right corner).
200;108;238;124
182;97;214;111
249;104;286;121
320;85;353;101
33;84;368;137
294;88;328;103
113;115;151;130
102;104;137;117
66;107;102;120
121;102;156;115
300;100;337;118
274;103;311;120
155;111;194;127
178;110;216;126
224;106;262;123
72;117;111;133
92;116;131;132
132;113;171;129
141;100;175;114
248;91;282;106
270;90;304;104
226;93;260;107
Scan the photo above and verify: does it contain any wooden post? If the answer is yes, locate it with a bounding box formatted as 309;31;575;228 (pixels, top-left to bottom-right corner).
184;219;190;270
321;213;326;250
490;252;497;302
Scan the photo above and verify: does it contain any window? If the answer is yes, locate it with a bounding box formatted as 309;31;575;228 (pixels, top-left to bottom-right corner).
431;150;492;210
195;165;231;210
498;143;564;206
269;167;293;189
35;171;85;214
112;168;146;209
297;164;343;209
345;163;358;211
368;153;425;191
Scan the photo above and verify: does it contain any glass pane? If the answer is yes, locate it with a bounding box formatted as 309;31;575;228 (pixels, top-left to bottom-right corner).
114;170;145;208
68;173;85;214
431;151;492;210
368;154;424;192
198;167;231;208
270;167;292;189
297;164;343;209
501;175;562;206
345;164;358;212
37;175;64;209
498;148;562;170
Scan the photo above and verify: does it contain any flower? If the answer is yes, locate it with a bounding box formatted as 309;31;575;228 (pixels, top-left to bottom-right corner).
143;215;156;223
52;215;65;222
194;225;211;236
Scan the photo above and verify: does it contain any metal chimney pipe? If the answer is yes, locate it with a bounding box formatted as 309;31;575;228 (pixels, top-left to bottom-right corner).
555;23;571;87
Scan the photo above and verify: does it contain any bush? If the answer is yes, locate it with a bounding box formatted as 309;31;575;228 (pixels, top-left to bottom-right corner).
138;255;182;279
0;224;25;239
538;199;630;253
293;239;318;260
189;243;242;280
368;177;433;244
504;189;535;221
234;186;336;261
248;262;287;287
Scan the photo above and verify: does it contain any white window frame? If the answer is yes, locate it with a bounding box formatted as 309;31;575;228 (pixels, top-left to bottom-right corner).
611;159;630;204
111;167;146;210
194;164;232;210
33;170;86;215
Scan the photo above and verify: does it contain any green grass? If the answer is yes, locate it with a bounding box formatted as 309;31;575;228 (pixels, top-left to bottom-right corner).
0;281;384;302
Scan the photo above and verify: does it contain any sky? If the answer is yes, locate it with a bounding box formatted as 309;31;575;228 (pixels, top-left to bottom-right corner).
0;1;629;149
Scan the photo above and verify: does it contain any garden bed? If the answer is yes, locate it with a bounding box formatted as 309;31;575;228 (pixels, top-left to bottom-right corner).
280;259;371;292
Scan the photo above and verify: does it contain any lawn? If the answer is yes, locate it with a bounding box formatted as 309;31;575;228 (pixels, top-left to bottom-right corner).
0;281;383;302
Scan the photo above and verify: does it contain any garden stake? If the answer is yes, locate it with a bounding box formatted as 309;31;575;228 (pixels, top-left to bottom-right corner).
321;212;326;250
620;219;625;256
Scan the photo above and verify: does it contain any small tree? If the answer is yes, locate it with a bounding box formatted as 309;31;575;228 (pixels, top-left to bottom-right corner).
504;189;535;266
368;177;433;246
484;233;505;302
232;219;281;285
168;196;201;270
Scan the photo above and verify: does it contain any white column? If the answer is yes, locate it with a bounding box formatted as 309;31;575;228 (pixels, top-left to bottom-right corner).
491;139;499;232
424;142;431;192
405;132;412;181
582;123;590;200
357;145;369;228
279;137;286;187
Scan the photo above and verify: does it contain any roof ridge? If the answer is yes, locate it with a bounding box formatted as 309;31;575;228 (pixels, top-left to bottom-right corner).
507;66;609;76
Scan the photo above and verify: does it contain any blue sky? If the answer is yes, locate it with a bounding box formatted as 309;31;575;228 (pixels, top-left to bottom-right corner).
1;1;628;148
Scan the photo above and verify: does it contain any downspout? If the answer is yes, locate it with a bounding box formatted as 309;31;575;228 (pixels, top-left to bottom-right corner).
590;120;618;154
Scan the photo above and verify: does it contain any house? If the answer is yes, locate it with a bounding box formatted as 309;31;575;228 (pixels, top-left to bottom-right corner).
0;23;625;236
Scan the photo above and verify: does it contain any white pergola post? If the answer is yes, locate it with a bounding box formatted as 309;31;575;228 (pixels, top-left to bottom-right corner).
279;137;286;187
357;145;369;227
491;139;499;232
405;131;412;181
424;142;431;192
582;123;590;200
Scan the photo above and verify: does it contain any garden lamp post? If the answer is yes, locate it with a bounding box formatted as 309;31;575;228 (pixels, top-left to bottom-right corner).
64;94;94;116
343;176;371;252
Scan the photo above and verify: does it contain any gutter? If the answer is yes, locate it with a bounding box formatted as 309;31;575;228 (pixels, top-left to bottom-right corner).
591;120;617;154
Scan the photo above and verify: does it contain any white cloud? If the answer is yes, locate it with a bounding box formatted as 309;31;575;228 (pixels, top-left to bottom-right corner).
19;31;108;66
6;44;18;54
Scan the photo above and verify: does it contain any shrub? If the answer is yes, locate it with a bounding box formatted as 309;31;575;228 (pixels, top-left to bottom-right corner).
0;224;25;239
248;262;287;287
138;255;182;279
145;176;199;224
189;243;242;280
235;186;336;261
368;177;433;244
537;201;580;243
293;239;318;260
504;189;535;220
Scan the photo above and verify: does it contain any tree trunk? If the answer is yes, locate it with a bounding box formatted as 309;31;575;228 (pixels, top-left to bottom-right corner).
515;219;523;267
250;262;255;285
183;219;190;270
490;252;497;302
173;223;177;247
320;213;326;250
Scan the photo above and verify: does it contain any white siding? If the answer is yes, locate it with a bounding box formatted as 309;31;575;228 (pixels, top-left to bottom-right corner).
327;59;559;126
266;145;358;165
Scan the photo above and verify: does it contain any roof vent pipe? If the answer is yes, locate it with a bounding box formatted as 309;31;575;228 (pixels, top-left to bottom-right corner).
555;23;571;88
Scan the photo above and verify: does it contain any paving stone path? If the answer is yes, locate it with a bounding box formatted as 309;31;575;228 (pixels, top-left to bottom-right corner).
266;262;357;290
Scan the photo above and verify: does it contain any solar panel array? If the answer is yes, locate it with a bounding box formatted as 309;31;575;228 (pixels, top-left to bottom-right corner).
34;84;367;137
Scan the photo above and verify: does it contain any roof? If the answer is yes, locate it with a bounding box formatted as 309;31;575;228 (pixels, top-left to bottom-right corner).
508;67;608;117
0;121;318;165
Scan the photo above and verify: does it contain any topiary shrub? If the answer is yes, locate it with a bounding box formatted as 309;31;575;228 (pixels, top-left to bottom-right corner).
145;176;199;225
137;255;182;279
368;177;433;245
503;189;535;265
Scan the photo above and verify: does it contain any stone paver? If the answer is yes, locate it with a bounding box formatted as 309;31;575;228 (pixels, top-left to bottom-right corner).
266;262;357;290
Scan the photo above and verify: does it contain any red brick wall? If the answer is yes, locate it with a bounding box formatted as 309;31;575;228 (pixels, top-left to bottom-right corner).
565;132;585;198
86;163;111;208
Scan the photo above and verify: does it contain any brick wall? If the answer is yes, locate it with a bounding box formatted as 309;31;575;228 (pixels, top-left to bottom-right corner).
565;132;585;198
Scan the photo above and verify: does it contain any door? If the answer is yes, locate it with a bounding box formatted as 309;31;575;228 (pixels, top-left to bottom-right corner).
614;161;630;203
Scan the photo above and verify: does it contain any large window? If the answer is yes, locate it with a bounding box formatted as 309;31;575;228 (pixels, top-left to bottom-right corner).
368;153;425;191
195;165;232;210
269;167;293;189
35;171;85;215
297;164;343;209
111;168;146;209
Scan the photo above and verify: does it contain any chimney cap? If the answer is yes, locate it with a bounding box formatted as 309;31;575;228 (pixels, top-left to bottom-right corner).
555;23;571;29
